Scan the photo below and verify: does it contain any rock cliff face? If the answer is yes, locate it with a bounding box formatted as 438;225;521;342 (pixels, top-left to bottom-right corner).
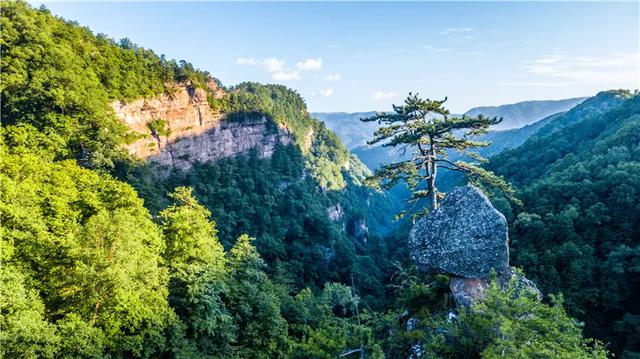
112;84;292;170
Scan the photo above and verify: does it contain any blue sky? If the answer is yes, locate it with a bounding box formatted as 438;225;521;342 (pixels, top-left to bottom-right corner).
36;1;639;112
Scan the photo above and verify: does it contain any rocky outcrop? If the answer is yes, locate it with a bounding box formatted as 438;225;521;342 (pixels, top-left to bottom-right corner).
409;185;510;278
449;277;489;308
112;83;292;171
450;269;541;307
351;218;369;243
327;204;344;221
409;185;539;307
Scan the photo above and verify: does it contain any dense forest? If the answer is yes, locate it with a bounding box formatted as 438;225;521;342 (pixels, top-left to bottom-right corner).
488;91;640;356
1;1;636;358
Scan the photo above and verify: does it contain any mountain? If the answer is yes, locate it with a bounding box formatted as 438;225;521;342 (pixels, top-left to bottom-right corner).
313;97;586;151
350;110;565;172
1;2;400;357
486;90;640;355
0;2;626;358
311;111;377;149
464;97;587;130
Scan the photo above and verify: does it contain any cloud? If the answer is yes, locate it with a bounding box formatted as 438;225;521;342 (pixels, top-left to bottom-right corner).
328;43;343;49
319;88;333;97
272;71;301;81
325;73;342;81
236;57;285;72
439;27;473;36
237;56;324;81
418;45;450;53
295;58;323;71
524;52;640;85
372;91;397;100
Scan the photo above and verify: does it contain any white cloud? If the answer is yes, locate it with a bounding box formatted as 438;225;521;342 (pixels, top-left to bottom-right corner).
372;91;397;100
236;57;327;81
524;52;640;85
295;58;323;71
440;27;473;36
319;88;333;97
236;57;285;72
236;58;257;66
272;70;301;81
328;43;343;49
325;73;342;81
418;45;450;53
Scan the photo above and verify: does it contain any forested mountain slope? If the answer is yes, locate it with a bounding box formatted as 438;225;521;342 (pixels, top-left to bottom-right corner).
0;2;620;358
488;90;640;356
1;2;399;357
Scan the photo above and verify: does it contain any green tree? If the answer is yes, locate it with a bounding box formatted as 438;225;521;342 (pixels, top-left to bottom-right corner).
0;151;177;357
159;187;235;357
362;93;516;218
424;278;609;359
226;234;290;358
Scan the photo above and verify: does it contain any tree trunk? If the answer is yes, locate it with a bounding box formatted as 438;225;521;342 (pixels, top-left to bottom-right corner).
430;140;438;210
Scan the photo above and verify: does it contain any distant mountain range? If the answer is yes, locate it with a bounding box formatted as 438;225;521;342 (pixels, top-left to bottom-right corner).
312;97;586;150
311;111;378;150
464;97;587;131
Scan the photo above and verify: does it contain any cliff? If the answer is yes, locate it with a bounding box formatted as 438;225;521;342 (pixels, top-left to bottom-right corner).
113;83;292;170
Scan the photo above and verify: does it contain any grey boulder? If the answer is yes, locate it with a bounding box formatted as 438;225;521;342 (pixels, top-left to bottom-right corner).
409;185;510;279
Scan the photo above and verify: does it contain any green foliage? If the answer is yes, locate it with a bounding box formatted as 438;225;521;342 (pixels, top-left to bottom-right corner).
126;145;396;308
362;93;514;219
1;0;218;168
215;82;367;189
0;264;59;358
0;151;177;357
488;93;640;355
159;187;234;357
425;279;609;358
147;118;172;138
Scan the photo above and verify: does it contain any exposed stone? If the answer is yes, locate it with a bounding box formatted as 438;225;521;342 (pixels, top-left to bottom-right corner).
450;268;542;307
450;277;489;307
327;203;344;221
409;185;510;279
112;83;292;171
351;218;369;243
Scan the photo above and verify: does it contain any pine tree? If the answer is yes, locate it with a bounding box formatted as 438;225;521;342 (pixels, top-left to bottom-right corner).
362;93;518;218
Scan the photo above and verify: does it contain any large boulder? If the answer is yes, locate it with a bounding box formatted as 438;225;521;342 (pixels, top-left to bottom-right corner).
409;185;510;279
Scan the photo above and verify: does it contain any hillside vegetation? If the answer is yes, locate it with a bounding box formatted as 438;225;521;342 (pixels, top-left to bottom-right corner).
488;90;640;356
0;2;629;358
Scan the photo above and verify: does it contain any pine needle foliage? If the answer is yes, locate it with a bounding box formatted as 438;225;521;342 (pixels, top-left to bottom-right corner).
361;93;519;219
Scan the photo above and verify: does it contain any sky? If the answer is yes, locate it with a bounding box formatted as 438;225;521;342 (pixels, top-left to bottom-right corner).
34;1;639;113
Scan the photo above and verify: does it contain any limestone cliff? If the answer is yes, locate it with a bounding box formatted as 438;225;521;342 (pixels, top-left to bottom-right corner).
112;83;292;170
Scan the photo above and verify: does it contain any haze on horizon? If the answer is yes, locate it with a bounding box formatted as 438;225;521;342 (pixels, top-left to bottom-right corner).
35;1;639;113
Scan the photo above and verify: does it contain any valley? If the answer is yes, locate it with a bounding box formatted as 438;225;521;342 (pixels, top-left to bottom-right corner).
1;1;638;358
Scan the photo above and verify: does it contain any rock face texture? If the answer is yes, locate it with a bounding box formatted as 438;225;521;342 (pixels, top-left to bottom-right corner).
409;185;541;307
449;269;542;307
112;84;292;171
409;185;510;278
449;277;489;307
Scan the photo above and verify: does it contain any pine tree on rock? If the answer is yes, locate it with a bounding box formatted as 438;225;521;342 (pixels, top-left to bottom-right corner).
362;93;518;219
